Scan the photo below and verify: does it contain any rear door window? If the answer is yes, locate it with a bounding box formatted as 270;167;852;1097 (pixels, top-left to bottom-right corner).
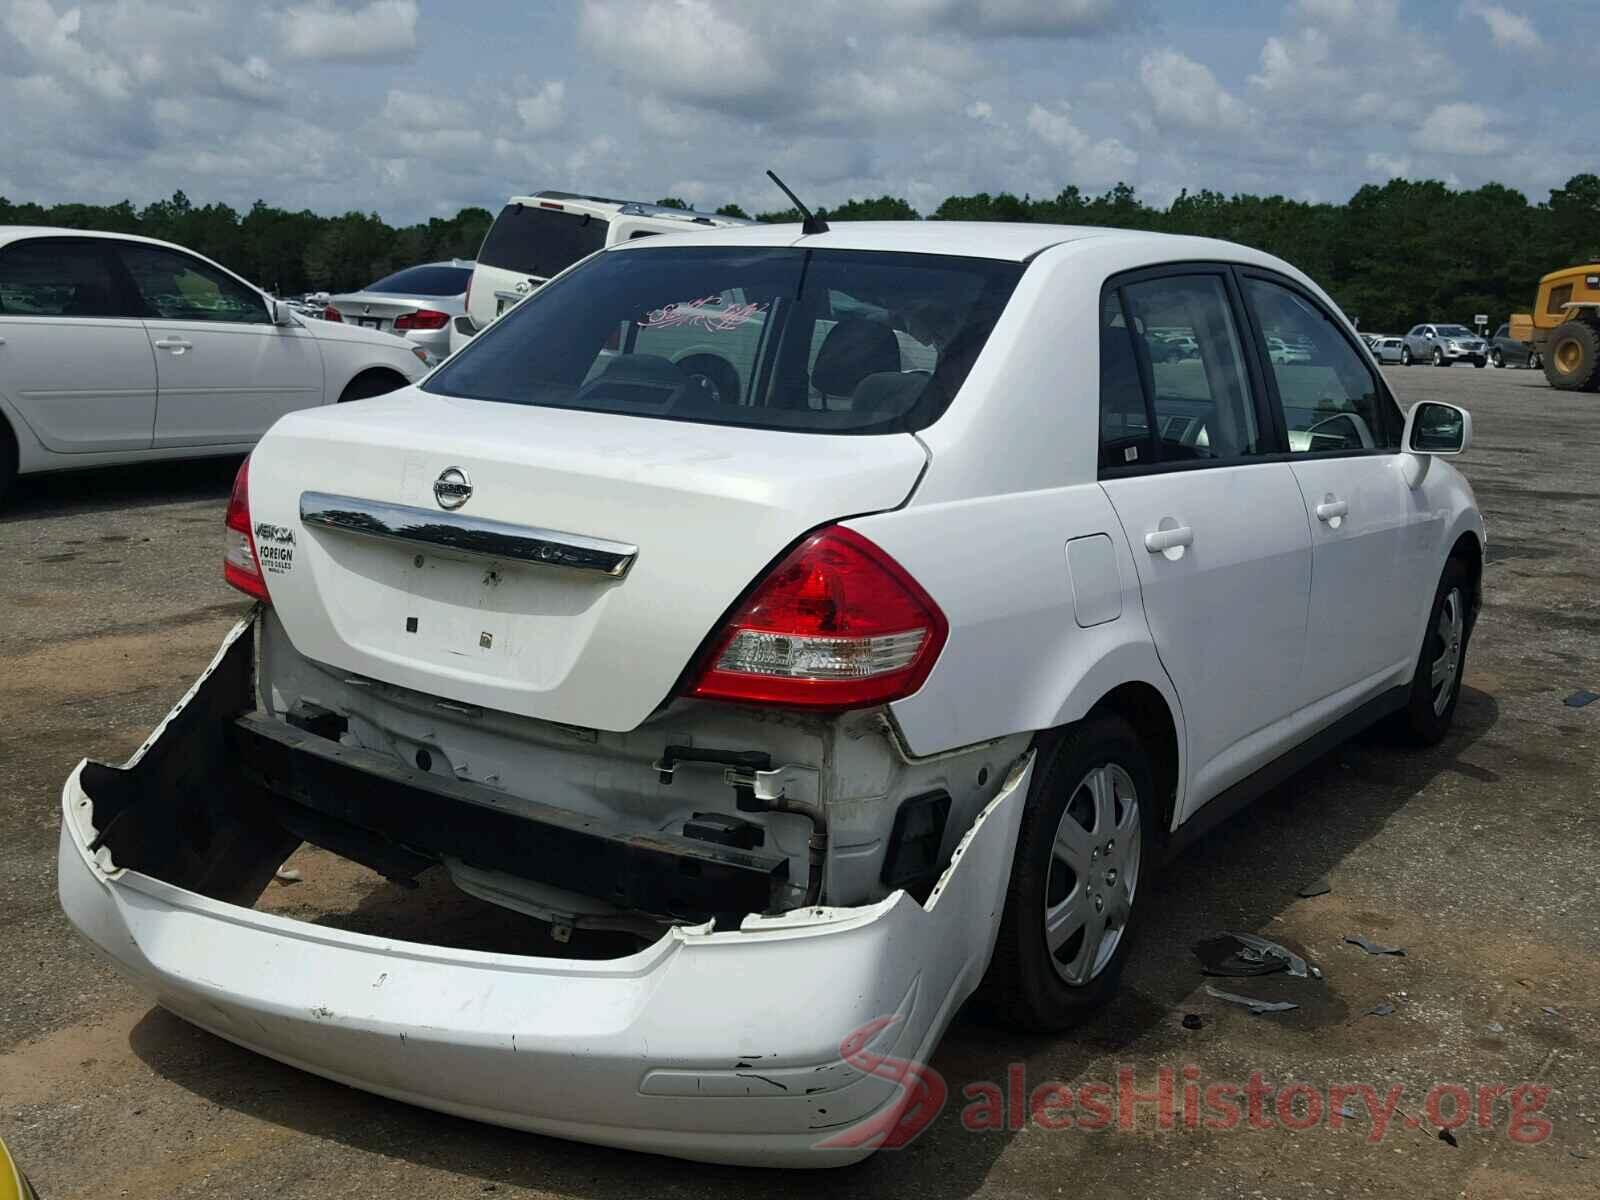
0;238;133;317
1111;273;1262;463
478;205;609;280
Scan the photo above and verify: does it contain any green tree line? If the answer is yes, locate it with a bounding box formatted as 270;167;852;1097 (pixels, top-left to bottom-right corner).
6;176;1599;330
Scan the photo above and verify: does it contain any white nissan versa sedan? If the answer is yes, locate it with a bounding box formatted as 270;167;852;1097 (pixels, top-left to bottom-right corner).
0;227;430;503
58;223;1482;1167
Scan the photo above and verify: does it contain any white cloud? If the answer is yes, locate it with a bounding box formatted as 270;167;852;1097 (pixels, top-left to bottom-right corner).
1414;102;1507;156
276;0;419;63
516;80;565;135
578;1;782;111
1365;151;1413;178
1024;102;1137;187
966;99;993;121
382;88;469;132
212;54;277;104
1461;2;1540;50
1140;48;1250;133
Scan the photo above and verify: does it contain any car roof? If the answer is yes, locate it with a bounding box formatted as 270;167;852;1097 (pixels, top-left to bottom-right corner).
504;192;756;228
606;221;1320;271
0;225;193;252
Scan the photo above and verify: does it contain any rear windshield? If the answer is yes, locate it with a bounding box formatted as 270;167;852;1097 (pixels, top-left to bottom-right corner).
477;204;610;280
363;265;472;296
424;246;1024;434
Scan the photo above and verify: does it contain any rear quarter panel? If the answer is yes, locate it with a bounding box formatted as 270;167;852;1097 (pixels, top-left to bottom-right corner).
851;486;1185;812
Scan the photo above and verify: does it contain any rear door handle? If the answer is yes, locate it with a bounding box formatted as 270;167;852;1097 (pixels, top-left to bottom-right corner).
153;337;192;352
1144;525;1193;553
1315;499;1349;522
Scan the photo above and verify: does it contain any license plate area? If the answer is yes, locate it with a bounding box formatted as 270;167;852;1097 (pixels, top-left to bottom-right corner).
357;317;384;329
310;535;613;689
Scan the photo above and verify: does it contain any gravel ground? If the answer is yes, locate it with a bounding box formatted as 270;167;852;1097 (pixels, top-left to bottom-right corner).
1;363;1596;1199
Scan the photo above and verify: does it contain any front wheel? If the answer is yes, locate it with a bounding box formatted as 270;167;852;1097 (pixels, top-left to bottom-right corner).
1543;320;1600;391
979;716;1156;1032
1491;349;1504;368
1473;356;1486;368
1433;347;1449;366
1392;559;1473;745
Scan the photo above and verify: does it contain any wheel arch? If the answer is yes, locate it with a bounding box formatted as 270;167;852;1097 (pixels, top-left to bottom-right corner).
337;365;411;403
1448;528;1484;628
1080;680;1182;840
1040;637;1187;838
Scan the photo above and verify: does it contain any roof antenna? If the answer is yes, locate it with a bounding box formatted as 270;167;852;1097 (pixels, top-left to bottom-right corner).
766;169;828;235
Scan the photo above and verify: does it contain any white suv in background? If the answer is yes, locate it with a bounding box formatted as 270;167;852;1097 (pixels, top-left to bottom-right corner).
0;227;430;504
448;191;756;354
60;222;1482;1167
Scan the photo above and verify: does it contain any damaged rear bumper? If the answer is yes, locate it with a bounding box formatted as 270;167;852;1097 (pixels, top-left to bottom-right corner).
57;616;1032;1167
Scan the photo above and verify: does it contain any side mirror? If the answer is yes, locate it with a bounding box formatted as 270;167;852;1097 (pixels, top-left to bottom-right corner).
266;297;295;326
1405;401;1471;455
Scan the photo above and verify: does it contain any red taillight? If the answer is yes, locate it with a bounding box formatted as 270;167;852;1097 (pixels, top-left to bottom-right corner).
687;526;947;710
322;304;342;322
394;308;450;331
223;456;270;602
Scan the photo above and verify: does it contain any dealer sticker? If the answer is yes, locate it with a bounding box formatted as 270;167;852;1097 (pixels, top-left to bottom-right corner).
254;522;296;575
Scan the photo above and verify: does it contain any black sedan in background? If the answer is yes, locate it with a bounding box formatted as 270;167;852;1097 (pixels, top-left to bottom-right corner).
1486;323;1542;369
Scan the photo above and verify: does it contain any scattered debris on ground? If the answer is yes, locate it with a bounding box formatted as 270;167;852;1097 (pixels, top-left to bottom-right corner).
1181;1013;1204;1030
1366;1003;1395;1017
1563;689;1599;708
1297;876;1332;898
1202;984;1299;1015
1345;934;1406;956
1194;932;1314;978
274;867;304;883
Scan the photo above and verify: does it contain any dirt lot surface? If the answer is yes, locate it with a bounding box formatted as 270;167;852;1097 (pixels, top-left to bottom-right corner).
2;364;1596;1198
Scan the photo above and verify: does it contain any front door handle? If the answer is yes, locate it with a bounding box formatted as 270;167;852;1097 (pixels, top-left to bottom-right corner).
1144;524;1193;554
153;337;192;352
1315;499;1349;522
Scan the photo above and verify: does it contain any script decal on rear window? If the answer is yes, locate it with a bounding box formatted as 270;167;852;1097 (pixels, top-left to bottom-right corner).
640;295;768;333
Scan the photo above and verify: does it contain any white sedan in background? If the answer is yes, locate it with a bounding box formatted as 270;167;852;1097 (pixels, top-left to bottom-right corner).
322;259;473;364
1370;336;1406;363
0;227;431;504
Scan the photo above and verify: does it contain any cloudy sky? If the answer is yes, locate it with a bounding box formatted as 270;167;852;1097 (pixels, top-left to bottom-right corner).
0;0;1584;223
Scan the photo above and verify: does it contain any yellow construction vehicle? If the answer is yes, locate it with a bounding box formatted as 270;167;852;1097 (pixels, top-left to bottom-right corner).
1509;263;1600;390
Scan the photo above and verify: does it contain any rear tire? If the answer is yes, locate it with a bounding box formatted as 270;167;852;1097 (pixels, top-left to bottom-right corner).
1542;320;1600;391
978;716;1157;1032
1401;346;1413;366
1491;349;1504;368
1392;558;1473;746
338;370;407;403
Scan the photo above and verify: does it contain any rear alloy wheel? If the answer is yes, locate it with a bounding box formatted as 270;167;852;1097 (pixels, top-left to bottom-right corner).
1542;320;1600;391
980;716;1155;1032
1393;558;1472;745
1401;346;1413;366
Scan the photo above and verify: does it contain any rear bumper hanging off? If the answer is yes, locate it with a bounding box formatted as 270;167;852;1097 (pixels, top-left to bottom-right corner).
58;613;1033;1167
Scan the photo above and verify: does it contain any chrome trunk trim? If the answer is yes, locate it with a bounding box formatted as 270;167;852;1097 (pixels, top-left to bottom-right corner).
299;492;637;577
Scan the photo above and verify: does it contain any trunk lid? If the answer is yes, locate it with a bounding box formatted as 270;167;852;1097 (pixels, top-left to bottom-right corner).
247;389;929;730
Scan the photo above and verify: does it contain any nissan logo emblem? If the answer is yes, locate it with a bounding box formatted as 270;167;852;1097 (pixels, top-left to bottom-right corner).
433;467;472;510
